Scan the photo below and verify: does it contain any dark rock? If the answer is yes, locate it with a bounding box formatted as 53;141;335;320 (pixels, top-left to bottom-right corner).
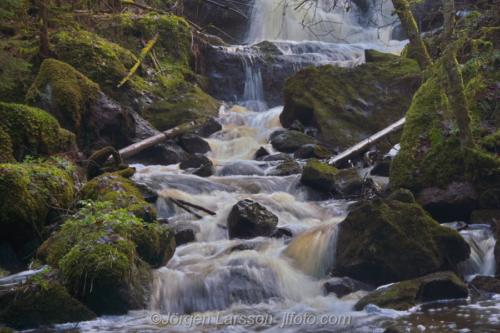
180;153;212;170
389;189;415;204
269;227;294;239
220;162;265;176
0;243;23;270
333;196;471;286
17;238;42;263
126;141;190;166
179;133;211;154
417;181;480;222
0;281;96;330
294;144;333;159
470;275;500;294
175;228;197;246
354;271;468;311
289;119;304;132
470;210;500;229
384;326;409;333
254;147;270;159
323;277;374;298
281;59;420;149
370;160;391;177
227;199;279;239
193;118;222;138
192;163;214;177
158;218;170;224
271;130;319;153
270;162;302;176
252;41;283;56
132;183;158;203
257;153;294;162
230;243;255;252
269;129;287;142
441;221;468;231
300;159;362;195
364;49;398;63
333;168;364;196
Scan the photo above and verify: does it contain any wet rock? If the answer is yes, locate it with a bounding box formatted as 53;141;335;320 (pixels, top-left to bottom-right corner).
294;144;333;159
384;326;409;333
470;275;500;294
269;161;302;176
254;146;270;159
179;133;211;154
0;281;96;330
257;153;293;162
175;228;197;246
180;153;212;170
126;141;190;166
354;271;468;311
230;243;256;252
364;49;398;63
269;227;294;239
193;118;222;138
132;183;158;203
333;168;364;196
271;130;319;153
158;218;170;225
289;119;304;132
252;41;283;55
370;160;391;177
323;277;374;298
192;163;214;177
227;199;279;239
220;162;265;176
416;181;480;222
333;196;471;286
300;159;363;195
281;58;420;149
441;221;468;231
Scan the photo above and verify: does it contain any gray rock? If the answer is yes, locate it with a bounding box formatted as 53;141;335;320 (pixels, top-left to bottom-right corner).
271;130;319;153
179;133;211;154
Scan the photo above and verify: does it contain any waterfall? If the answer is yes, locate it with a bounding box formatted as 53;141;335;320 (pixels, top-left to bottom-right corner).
458;227;497;280
240;56;268;112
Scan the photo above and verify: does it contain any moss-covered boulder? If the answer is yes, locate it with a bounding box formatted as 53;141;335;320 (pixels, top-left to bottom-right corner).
81;172;157;222
271;130;319;153
333;191;470;286
0;280;96;330
354;271;467;311
0;103;76;163
470;275;500;294
37;201;175;315
0;158;78;249
364;49;399;63
26;59;100;135
294;144;333;159
300;159;363;195
281;57;421;149
270;161;302;176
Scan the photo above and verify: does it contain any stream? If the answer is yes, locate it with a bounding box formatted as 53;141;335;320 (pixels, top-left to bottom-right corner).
4;0;500;332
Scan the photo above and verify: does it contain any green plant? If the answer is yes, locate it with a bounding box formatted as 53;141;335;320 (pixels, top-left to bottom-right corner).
28;267;51;291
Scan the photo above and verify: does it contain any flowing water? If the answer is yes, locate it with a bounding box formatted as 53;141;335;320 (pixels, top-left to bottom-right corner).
9;0;500;332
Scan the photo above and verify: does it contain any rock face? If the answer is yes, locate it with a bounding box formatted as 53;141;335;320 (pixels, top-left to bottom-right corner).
323;277;374;298
333;191;471;286
416;181;480;222
227;200;279;239
0;281;96;330
281;57;420;149
300;159;363;195
270;130;319;153
354;271;468;311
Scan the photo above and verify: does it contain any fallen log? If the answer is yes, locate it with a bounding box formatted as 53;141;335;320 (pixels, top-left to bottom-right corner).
175;198;216;215
118;117;211;159
169;197;203;219
118;32;159;88
327;117;405;167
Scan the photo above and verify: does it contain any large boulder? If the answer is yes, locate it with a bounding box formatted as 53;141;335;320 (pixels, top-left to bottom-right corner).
0;280;96;330
227;199;279;239
300;159;363;195
0;159;78;250
323;277;374;298
179;133;211;154
179;153;212;170
270;130;319;153
37;202;175;315
0;103;76;163
333;191;471;286
354;271;468;311
281;57;420;149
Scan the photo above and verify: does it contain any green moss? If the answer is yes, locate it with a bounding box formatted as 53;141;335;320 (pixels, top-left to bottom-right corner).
365;49;398;63
281;58;421;148
0;103;76;163
25;59;100;135
81;172;157;222
334;196;470;285
354;271;467;311
0;158;77;247
300;158;338;191
0;280;96;330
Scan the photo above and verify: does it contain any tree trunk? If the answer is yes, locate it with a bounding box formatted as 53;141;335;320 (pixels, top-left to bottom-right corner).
328;117;406;167
443;0;456;39
118;117;211;159
391;0;432;70
37;0;50;58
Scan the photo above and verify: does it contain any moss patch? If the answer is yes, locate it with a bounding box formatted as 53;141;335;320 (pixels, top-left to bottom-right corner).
26;59;100;135
0;103;76;163
0;158;78;248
